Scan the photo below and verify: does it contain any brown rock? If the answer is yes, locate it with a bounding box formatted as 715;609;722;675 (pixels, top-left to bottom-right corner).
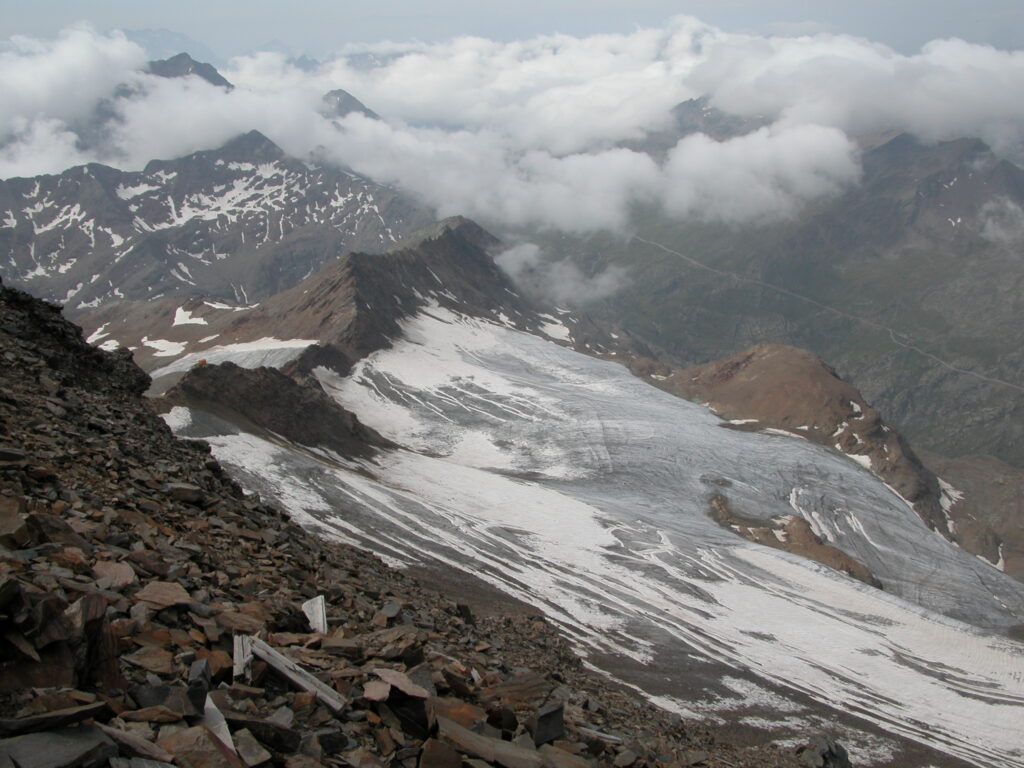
284;756;324;768
220;713;301;754
121;707;183;724
0;725;116;768
92;562;138;589
157;727;245;768
612;750;637;768
215;612;264;634
134;582;191;610
0;508;30;548
479;672;548;705
363;681;391;702
124;647;176;676
436;716;543;768
538;745;590;768
233;730;271;768
164;483;208;506
96;724;174;763
372;668;430;698
419;739;460;768
428;698;486;730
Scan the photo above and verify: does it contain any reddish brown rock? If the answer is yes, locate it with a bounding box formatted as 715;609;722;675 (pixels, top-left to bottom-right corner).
134;582;191;610
92;562;137;589
157;726;246;768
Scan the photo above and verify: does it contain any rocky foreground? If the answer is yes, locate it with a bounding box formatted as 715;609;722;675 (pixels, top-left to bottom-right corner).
0;285;851;768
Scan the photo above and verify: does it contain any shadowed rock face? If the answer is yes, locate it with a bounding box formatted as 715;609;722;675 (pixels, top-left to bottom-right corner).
0;277;149;396
634;344;947;534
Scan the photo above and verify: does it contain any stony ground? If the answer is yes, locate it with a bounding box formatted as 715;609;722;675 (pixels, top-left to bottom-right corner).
0;281;840;768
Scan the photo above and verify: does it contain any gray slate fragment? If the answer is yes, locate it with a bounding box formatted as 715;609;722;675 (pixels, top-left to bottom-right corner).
0;726;117;768
527;701;564;746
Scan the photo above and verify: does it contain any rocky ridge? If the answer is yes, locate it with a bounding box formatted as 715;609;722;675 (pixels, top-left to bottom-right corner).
0;282;835;768
74;217;631;383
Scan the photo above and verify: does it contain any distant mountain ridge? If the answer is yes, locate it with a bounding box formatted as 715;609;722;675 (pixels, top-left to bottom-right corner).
0;131;434;312
146;51;233;89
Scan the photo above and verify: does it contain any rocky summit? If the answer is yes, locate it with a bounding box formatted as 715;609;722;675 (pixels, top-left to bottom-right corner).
0;283;833;768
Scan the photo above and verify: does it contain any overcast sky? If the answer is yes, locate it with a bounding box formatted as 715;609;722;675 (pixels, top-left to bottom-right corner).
2;0;1023;58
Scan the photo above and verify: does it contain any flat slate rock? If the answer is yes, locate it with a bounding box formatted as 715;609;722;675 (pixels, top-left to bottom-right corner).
134;581;191;609
0;725;117;768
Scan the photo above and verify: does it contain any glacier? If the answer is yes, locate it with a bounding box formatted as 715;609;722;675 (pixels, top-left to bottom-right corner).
166;306;1024;768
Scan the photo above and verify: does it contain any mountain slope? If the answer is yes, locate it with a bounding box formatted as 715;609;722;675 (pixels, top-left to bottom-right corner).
1;277;814;768
140;219;1024;768
0;131;434;311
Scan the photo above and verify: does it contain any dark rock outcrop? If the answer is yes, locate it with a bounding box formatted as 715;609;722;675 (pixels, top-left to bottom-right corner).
164;361;393;457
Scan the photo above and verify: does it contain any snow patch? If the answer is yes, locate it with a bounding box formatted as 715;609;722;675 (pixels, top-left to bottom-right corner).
141;337;188;357
85;323;110;344
172;306;209;326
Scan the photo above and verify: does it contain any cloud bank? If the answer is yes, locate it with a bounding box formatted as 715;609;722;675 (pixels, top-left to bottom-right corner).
1;19;1023;235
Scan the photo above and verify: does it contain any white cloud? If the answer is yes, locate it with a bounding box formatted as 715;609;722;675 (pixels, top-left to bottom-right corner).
495;243;629;305
980;197;1024;245
691;32;1024;156
662;124;861;223
0;19;1022;233
0;26;145;147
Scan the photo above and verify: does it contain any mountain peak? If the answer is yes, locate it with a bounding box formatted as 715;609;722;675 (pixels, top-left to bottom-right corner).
321;88;380;120
215;129;286;162
147;52;233;89
390;215;497;253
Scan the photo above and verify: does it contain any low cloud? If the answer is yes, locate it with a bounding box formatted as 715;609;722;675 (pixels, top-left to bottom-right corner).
980;197;1024;246
662;124;860;222
0;20;1022;234
495;243;628;305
